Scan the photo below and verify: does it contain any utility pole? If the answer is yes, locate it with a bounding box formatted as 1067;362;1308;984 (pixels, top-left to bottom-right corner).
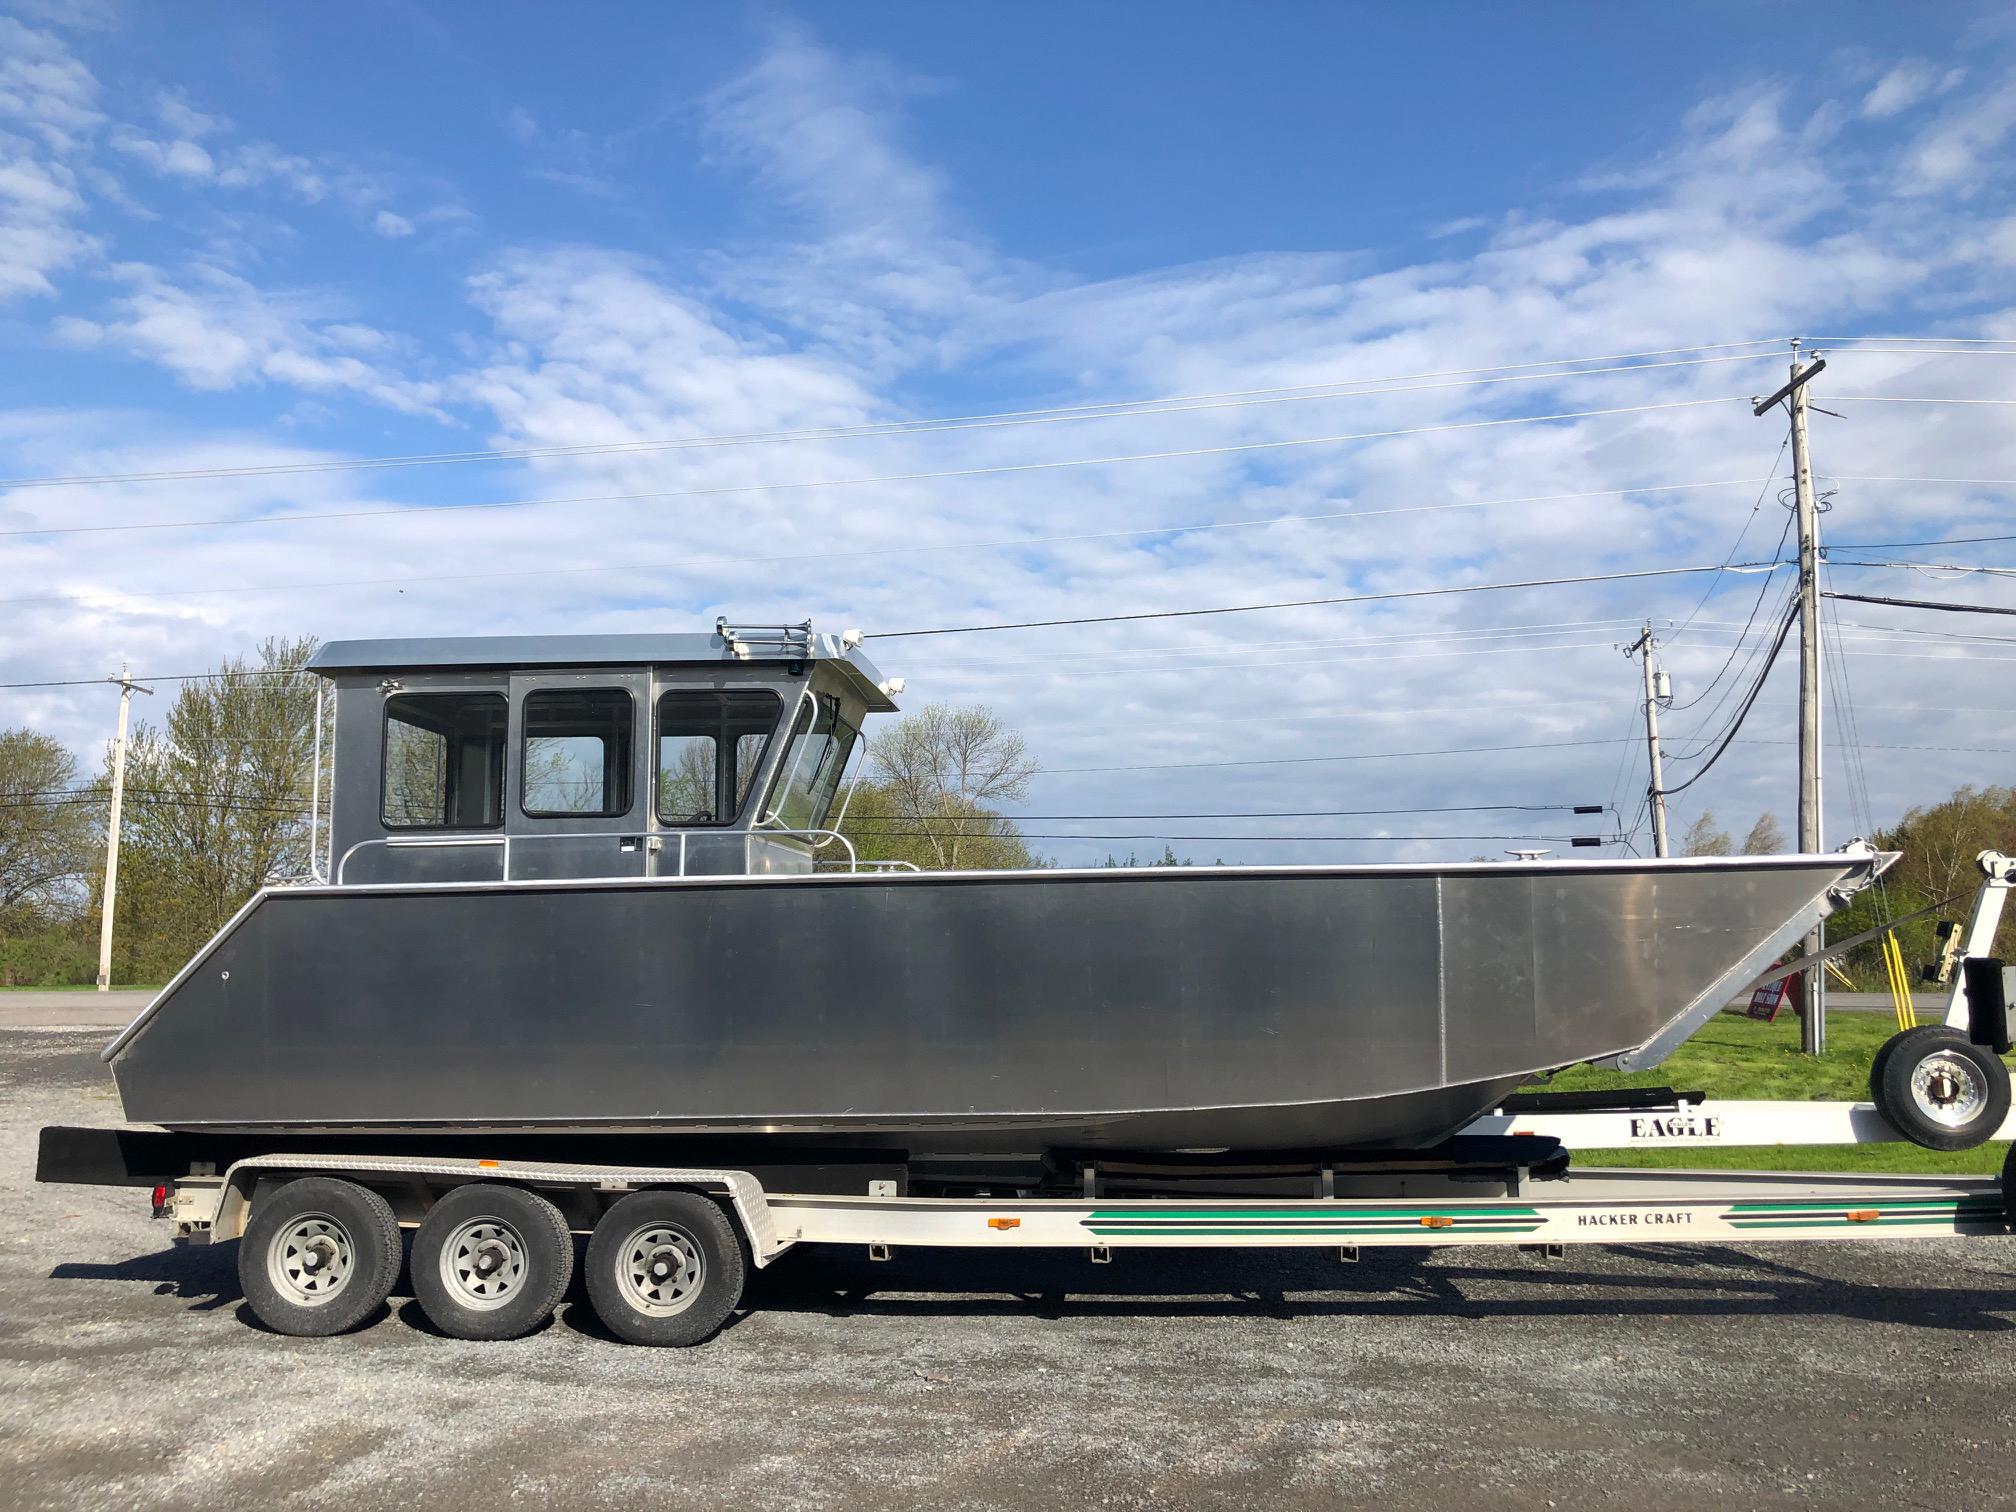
95;667;154;992
1623;623;1670;857
1753;341;1828;1053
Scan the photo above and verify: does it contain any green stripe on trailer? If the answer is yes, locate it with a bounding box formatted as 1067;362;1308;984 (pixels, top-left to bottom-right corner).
1725;1209;1991;1217
1721;1198;2005;1229
1726;1216;2006;1230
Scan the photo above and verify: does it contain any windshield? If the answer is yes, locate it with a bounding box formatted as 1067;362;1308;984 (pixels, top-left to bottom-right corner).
765;692;860;833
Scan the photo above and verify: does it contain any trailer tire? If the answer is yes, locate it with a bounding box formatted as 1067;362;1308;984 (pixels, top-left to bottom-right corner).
585;1190;745;1346
239;1176;401;1337
1873;1025;2012;1151
1868;1032;1903;1105
412;1183;574;1341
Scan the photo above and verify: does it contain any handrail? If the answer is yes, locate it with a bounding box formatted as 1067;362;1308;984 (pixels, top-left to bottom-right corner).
308;683;326;883
336;833;506;884
821;735;869;845
757;683;819;830
336;825;865;883
746;828;857;872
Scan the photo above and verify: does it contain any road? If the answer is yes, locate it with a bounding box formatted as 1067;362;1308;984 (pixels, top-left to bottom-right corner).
0;990;151;1031
6;1022;2016;1511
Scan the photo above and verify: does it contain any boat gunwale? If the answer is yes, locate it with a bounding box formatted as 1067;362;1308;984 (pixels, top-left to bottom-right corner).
101;850;1882;1065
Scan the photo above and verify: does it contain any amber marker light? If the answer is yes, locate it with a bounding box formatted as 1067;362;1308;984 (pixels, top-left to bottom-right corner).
987;1217;1020;1230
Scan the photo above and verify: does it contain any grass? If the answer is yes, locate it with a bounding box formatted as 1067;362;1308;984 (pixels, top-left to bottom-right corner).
1546;1009;2010;1175
0;983;161;992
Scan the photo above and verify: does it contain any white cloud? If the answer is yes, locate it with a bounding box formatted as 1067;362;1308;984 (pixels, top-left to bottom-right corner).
371;209;414;239
56;262;447;416
7;29;2016;867
110;126;217;181
501;105;541;147
1863;61;1941;118
0;20;97;303
213;140;327;200
1901;80;2016;193
0;16;103;152
156;88;223;140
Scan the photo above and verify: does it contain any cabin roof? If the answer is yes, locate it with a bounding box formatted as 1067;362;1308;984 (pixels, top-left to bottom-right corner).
307;628;899;710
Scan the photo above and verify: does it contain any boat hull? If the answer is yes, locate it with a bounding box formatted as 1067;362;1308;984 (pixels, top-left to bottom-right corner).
105;857;1873;1157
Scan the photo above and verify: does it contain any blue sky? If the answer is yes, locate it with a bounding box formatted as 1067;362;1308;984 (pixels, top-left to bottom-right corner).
4;3;2016;863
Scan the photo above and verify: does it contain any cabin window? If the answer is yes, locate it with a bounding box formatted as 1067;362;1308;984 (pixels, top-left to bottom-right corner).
382;692;508;830
521;689;635;817
655;690;783;824
765;693;860;833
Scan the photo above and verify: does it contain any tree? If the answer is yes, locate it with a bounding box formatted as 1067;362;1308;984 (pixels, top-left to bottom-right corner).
106;637;321;980
1741;811;1787;856
0;727;96;916
838;703;1039;870
1681;810;1733;857
1101;847;1219;867
1826;785;2016;989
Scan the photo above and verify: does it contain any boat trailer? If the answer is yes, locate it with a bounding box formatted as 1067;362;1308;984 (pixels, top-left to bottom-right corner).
36;1090;2016;1347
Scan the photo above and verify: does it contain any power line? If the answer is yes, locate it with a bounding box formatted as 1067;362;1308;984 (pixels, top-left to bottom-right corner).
0;669;303;691
0;341;1790;492
0;479;1779;612
0;472;1777;548
1814;335;2016;345
1663;435;1788;642
1821;590;2016;618
1042;736;1639;776
1658;601;1800;797
1832;475;2016;486
946;634;1636;682
987;803;1602;821
951;616;1649;669
846;828;1612;844
4;464;2002;547
873;560;1779;639
1829;532;2016;550
1825;556;2016;577
1833;395;2016;407
0;394;1751;549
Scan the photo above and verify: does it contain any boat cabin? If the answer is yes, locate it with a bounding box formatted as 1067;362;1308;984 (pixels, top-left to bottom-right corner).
306;621;900;885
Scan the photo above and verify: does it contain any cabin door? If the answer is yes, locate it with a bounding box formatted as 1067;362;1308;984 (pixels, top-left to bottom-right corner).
504;669;653;882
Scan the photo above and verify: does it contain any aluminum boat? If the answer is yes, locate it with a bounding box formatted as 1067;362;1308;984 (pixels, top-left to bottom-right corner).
100;621;1886;1163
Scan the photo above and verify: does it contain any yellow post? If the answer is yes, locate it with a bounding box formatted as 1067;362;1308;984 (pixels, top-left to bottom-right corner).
1881;932;1913;1032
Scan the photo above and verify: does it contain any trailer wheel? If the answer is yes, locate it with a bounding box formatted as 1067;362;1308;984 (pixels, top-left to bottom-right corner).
1868;1032;1904;1105
585;1190;745;1346
1873;1025;2012;1151
411;1183;574;1341
238;1177;401;1337
2002;1141;2016;1231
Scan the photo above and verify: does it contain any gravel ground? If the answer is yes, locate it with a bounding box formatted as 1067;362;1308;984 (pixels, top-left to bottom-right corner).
6;1027;2016;1512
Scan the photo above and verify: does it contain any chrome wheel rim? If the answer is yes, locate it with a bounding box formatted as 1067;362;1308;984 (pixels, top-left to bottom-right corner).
439;1218;528;1311
1911;1052;1985;1128
617;1222;704;1316
267;1212;355;1306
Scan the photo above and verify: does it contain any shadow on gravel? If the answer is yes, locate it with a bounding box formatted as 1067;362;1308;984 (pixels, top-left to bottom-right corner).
49;1240;243;1311
44;1236;2016;1336
741;1242;2016;1334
